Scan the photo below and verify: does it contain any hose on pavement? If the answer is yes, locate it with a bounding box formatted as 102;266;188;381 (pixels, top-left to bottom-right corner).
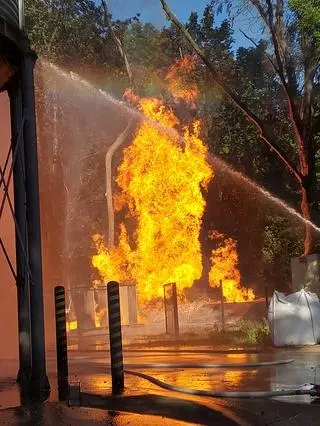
123;368;318;398
103;358;320;399
74;354;320;398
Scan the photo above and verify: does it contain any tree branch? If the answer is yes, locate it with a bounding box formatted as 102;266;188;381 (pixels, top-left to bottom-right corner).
256;0;309;175
239;29;280;73
159;0;302;183
101;0;135;88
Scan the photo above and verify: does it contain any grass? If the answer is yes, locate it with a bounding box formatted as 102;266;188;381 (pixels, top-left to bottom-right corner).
205;319;271;347
236;319;271;346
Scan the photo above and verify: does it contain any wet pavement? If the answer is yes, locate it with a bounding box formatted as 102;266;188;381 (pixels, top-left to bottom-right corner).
1;346;320;424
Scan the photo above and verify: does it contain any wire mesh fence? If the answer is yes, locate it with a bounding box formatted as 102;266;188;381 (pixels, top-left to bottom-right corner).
66;282;138;332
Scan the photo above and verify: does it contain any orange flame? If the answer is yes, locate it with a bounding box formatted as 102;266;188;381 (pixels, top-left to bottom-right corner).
92;59;254;306
92;91;213;303
166;56;199;107
209;231;255;302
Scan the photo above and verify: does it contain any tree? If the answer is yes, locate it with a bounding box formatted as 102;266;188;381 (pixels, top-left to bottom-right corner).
289;0;320;47
263;216;304;290
160;0;320;256
25;0;105;64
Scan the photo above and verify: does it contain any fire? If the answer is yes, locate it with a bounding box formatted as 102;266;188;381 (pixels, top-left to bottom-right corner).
92;87;213;303
92;226;132;283
92;58;254;306
165;56;199;107
209;231;255;302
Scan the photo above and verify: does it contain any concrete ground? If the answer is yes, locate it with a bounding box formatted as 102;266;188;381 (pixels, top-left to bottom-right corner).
1;345;320;425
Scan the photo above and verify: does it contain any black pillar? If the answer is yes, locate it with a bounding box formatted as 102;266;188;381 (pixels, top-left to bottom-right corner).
21;51;50;396
107;281;124;394
8;82;32;384
54;286;69;401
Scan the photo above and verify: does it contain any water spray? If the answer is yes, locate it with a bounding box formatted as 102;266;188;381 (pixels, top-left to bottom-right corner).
44;61;320;236
41;63;320;401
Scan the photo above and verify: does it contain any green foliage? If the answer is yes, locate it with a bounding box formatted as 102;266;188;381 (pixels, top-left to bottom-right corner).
289;0;320;47
237;319;271;346
25;0;105;64
263;216;304;290
207;319;271;346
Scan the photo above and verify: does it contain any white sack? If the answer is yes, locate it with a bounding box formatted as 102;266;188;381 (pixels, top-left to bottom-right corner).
268;289;320;346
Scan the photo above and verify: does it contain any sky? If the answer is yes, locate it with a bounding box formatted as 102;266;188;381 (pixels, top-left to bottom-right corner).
99;0;263;51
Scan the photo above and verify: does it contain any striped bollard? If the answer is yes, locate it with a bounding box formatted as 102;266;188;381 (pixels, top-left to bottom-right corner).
107;281;124;394
54;286;69;401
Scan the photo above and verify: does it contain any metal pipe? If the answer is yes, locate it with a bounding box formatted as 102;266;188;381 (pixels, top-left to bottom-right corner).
265;284;269;310
220;280;225;332
107;281;124;394
21;51;50;397
8;82;32;384
172;283;179;337
164;283;179;336
18;0;25;30
54;286;69;401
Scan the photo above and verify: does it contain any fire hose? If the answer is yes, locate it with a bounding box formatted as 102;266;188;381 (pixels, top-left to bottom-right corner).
102;358;320;398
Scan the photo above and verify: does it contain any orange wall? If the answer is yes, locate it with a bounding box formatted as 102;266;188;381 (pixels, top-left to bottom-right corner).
0;93;18;359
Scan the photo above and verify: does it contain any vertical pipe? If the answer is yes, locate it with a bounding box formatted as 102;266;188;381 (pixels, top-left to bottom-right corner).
265;284;269;310
172;283;180;337
107;281;124;394
54;286;69;401
18;0;25;30
220;280;225;332
21;52;50;396
164;285;168;334
8;82;32;384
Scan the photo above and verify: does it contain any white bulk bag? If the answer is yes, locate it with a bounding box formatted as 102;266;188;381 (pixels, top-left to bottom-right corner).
268;289;320;346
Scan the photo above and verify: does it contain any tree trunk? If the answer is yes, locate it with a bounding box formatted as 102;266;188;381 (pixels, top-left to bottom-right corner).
301;185;316;256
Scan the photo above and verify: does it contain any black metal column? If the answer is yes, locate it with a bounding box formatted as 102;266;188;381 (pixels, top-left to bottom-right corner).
8;82;32;384
107;281;124;394
54;286;69;401
21;51;50;396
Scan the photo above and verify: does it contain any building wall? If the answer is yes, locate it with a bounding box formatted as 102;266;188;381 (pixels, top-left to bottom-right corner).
0;92;18;360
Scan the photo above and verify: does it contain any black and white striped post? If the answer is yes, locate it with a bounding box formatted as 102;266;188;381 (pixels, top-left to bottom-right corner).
107;281;124;394
54;286;69;401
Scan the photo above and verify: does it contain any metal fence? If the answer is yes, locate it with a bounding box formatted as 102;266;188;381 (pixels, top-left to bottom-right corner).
66;283;138;331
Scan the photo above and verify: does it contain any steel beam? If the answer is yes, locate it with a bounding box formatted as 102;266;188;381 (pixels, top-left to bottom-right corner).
8;82;32;383
21;51;50;397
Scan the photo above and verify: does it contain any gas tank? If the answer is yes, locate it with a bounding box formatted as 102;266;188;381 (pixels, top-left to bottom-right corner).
0;0;20;29
0;0;26;91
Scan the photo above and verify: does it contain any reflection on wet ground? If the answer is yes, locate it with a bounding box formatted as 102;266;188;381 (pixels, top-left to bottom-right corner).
1;348;320;425
66;351;291;395
0;403;196;425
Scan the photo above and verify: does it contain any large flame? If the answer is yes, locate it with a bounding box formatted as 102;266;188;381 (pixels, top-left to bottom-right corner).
209;231;255;302
92;89;213;303
92;58;255;306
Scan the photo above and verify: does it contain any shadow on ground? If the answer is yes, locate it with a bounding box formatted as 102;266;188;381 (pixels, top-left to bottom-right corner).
79;392;242;425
